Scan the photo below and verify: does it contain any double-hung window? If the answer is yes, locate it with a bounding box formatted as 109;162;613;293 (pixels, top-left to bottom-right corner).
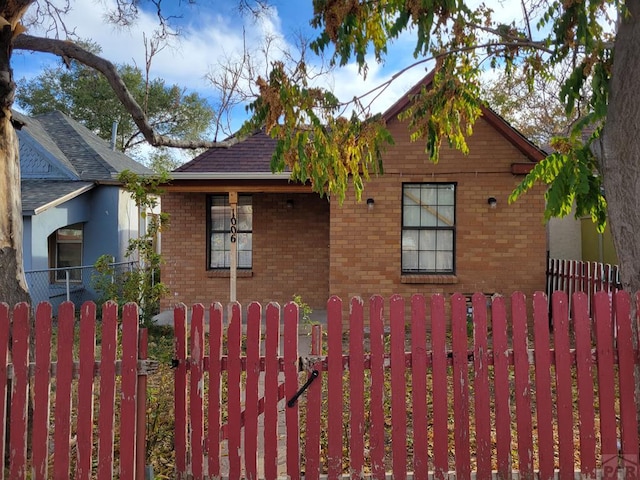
208;195;253;269
402;183;456;274
51;223;83;282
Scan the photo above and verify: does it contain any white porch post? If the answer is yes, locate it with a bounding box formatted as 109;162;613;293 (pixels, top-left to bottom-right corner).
229;191;238;303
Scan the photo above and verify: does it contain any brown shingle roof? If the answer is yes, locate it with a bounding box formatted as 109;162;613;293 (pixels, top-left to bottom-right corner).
175;130;278;173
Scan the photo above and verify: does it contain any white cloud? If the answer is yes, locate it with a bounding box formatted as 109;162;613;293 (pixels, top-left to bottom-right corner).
13;0;548;131
17;0;288;93
318;55;434;118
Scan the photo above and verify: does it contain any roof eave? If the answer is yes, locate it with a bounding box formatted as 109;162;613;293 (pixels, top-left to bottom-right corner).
168;172;292;181
27;183;96;216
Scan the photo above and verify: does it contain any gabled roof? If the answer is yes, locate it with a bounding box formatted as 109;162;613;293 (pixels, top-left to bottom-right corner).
16;109;153;216
382;71;545;162
15;110;152;181
175;129;278;174
172;71;544;178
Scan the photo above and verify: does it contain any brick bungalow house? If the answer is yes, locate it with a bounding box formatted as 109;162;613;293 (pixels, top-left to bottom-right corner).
159;74;547;314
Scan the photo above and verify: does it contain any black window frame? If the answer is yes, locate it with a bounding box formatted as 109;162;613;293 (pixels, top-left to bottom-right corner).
206;194;253;270
401;182;456;274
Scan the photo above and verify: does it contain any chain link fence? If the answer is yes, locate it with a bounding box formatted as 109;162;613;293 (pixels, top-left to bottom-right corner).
25;261;138;313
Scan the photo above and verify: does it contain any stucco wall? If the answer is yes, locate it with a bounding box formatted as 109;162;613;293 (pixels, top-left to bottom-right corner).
26;192;92;271
548;204;582;260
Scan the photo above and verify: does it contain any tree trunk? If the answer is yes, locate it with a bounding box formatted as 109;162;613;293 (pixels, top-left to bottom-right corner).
600;0;640;438
0;20;29;308
600;0;640;295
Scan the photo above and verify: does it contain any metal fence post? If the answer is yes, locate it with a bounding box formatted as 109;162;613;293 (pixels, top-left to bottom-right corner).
65;270;70;302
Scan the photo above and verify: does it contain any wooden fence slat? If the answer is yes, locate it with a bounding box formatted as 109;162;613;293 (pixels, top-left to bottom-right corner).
327;296;343;479
553;291;575;477
593;291;618;461
349;297;366;478
589;262;597;305
305;324;323;480
546;259;622;310
244;302;262;479
136;328;148;480
472;293;492;478
533;292;554;480
206;302;223;478
76;302;97;480
9;302;30;480
173;303;188;480
431;294;449;480
451;293;471;478
570;260;577;307
410;295;428;480
512;292;533;479
390;295;407;479
227;302;243;479
98;302;118;480
119;303;139;480
32;302;52;480
263;303;280;480
0;303;7;480
572;292;597;478
369;295;386;479
492;296;512;479
189;304;205;479
53;301;74;480
616;292;639;477
284;301;300;479
207;303;223;478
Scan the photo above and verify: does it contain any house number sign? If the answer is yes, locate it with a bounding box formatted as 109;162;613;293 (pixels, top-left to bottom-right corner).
230;209;237;243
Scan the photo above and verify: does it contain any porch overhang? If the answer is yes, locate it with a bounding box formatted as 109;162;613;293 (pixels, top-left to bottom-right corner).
162;172;313;193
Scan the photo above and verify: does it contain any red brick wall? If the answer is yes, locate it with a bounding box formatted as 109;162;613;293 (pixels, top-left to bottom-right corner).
161;192;330;310
328;115;547;304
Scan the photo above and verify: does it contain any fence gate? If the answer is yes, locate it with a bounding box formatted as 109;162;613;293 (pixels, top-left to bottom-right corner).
174;291;640;479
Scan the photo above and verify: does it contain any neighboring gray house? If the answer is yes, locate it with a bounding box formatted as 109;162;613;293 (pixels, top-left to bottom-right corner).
17;110;153;308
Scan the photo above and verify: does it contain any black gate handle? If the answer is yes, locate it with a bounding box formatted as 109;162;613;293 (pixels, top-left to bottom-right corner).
287;369;319;408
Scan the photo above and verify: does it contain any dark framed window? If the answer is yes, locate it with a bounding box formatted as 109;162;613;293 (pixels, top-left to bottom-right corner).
50;223;83;282
207;195;253;269
402;183;456;274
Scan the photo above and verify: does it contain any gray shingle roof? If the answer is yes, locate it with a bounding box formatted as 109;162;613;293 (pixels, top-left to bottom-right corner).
16;110;153;216
21;179;95;215
15;110;152;181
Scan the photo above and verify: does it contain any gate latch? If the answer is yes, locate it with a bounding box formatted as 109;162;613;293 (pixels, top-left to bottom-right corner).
287;369;319;408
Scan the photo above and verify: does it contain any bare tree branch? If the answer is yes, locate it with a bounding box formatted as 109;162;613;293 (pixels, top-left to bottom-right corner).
13;33;237;149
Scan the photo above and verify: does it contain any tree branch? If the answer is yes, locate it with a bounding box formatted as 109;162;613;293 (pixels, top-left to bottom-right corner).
13;34;237;149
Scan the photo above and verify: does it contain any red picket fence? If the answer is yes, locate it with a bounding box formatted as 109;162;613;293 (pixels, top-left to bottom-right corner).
547;258;621;312
174;290;640;479
0;300;155;480
175;292;640;479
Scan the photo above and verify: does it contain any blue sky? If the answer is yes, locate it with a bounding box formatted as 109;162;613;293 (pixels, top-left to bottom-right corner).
12;1;527;137
12;0;444;131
